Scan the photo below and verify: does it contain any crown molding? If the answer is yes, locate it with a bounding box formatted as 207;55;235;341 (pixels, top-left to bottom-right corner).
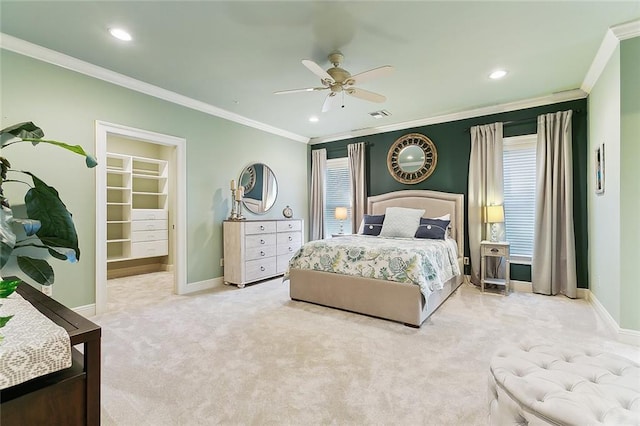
611;19;640;40
582;19;640;94
0;33;309;144
309;89;587;144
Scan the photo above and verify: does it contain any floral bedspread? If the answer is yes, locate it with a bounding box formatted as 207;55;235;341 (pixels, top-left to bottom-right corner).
285;235;460;298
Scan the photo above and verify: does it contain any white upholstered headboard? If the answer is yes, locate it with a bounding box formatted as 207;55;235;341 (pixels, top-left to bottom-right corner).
367;190;464;259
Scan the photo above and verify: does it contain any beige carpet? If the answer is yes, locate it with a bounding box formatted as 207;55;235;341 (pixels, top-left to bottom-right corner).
94;273;639;425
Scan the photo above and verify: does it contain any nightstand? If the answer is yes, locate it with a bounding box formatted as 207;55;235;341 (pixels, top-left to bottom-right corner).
480;240;510;293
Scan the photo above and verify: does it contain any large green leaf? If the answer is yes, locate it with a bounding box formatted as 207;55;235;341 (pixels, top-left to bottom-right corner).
0;205;16;269
23;139;98;168
0;315;14;328
23;173;80;261
17;256;54;286
0;122;44;142
0;279;19;298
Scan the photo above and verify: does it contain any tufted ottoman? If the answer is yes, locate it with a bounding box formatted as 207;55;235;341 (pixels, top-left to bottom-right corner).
489;343;640;425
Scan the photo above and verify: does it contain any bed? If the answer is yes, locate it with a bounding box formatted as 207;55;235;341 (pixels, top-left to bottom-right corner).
286;190;465;327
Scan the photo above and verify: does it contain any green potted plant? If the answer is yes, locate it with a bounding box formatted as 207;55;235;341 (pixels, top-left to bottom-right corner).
0;122;96;336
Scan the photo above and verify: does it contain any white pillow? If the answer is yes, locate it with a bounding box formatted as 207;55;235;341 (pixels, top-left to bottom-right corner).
379;207;425;238
433;213;450;221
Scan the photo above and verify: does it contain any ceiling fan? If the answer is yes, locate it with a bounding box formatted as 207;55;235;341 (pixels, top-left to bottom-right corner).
274;51;394;112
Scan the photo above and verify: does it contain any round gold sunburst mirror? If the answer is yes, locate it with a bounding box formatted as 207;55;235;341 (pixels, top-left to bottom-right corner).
387;133;438;184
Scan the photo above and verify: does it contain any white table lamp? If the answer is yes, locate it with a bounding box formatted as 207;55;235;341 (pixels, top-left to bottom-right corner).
334;207;348;234
485;205;504;242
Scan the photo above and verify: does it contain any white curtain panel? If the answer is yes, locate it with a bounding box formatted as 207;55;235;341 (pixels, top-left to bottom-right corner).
348;142;367;234
310;149;327;241
468;123;504;285
533;110;577;297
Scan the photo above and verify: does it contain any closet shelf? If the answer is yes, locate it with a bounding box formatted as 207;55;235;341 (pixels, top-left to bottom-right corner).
132;191;168;196
106;152;169;264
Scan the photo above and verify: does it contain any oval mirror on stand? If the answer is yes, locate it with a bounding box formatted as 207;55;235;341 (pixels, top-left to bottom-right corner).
239;163;278;214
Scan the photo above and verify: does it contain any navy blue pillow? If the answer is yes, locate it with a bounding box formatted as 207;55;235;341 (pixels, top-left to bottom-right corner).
361;214;385;236
415;218;450;239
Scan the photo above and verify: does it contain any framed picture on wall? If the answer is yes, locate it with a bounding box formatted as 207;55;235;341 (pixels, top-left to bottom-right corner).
595;143;605;194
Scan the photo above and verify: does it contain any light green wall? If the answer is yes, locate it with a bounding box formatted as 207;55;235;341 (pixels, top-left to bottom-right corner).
620;36;640;331
1;50;309;308
588;46;621;324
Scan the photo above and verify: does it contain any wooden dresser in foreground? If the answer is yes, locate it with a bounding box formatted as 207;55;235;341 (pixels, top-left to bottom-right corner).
1;283;101;426
224;219;303;288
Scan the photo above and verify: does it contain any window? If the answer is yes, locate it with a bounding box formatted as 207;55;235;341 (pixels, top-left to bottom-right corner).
324;158;352;237
503;135;536;263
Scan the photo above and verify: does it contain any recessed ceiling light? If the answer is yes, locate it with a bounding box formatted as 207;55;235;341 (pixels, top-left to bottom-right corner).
309;116;319;123
109;28;132;41
489;69;508;80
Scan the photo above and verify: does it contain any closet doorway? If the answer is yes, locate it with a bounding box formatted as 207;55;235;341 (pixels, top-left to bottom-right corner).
95;121;186;314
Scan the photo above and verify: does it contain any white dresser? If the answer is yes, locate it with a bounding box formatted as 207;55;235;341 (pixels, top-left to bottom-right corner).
223;219;303;288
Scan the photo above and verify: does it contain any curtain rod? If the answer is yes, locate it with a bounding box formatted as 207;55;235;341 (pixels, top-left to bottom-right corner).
467;108;582;132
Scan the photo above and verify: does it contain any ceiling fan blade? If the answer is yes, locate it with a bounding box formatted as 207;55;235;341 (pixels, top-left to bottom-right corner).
348;65;394;85
274;87;327;95
302;59;334;83
321;92;338;112
346;87;386;103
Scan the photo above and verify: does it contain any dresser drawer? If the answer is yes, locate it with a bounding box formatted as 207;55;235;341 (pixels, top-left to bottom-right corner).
245;221;276;235
131;219;168;232
482;245;508;257
131;209;168;221
277;231;302;246
131;240;168;258
132;230;167;242
245;245;276;261
277;220;302;232
245;233;276;249
245;258;276;282
277;242;302;256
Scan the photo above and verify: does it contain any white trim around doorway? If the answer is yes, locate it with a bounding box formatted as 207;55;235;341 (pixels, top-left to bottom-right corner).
95;121;187;315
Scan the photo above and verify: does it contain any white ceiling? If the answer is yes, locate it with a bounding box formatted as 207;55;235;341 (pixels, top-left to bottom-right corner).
1;1;638;143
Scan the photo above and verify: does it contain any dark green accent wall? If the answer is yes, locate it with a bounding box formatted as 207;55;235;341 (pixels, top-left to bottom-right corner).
312;99;589;288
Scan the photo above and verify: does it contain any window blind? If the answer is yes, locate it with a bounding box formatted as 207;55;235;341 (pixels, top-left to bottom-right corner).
503;135;537;259
324;158;352;236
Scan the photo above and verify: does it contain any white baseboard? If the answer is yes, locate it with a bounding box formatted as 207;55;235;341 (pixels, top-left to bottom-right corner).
73;304;96;318
583;289;640;346
184;276;224;294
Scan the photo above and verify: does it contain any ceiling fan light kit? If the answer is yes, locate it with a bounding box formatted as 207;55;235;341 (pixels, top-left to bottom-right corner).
275;51;394;112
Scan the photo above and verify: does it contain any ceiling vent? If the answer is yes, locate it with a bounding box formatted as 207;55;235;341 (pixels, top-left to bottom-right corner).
369;109;391;119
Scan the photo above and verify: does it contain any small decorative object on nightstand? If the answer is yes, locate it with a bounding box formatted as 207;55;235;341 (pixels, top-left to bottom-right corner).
282;205;293;218
480;240;510;294
334;207;348;234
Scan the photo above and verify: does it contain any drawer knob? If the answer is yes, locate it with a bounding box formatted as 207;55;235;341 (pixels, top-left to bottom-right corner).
288;236;292;241
260;225;265;230
260;251;265;256
260;239;265;245
288;247;293;252
288;224;292;228
260;266;265;271
491;248;499;253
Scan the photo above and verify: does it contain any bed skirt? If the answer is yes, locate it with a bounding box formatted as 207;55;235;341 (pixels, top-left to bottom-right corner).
288;260;464;327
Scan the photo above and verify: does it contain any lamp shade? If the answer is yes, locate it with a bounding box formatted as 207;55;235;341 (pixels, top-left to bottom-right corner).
485;205;504;224
334;207;348;220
